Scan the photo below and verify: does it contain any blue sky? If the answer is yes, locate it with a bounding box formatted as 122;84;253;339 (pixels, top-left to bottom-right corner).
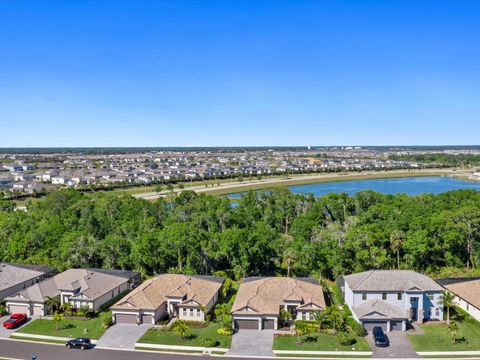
1;0;479;147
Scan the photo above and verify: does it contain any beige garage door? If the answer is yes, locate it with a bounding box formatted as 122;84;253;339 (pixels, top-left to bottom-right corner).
115;313;137;324
8;304;30;315
141;314;153;324
32;306;44;316
263;319;275;329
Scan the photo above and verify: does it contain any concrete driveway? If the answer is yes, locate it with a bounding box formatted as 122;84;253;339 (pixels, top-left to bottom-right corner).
0;315;36;339
367;331;419;358
95;324;152;350
227;330;275;356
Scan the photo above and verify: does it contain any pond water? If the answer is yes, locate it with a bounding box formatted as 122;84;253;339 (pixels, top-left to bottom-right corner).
228;176;480;199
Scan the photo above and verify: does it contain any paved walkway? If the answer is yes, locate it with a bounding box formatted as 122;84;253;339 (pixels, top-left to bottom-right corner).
95;324;152;350
367;331;419;358
227;330;275;356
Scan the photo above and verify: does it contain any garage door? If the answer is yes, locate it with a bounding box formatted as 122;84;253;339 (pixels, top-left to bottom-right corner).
8;304;30;316
141;314;153;325
32;306;44;316
390;321;402;331
115;313;137;324
362;321;387;333
235;319;259;330
263;319;275;329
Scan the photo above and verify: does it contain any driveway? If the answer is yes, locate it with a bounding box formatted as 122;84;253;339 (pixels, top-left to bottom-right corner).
0;315;36;339
95;324;152;350
227;330;275;356
367;331;419;358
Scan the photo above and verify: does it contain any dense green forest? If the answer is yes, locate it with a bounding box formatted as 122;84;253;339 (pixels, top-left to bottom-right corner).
0;188;479;280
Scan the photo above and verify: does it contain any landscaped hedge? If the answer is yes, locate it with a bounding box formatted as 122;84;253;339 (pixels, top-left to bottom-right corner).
182;320;209;329
336;331;356;346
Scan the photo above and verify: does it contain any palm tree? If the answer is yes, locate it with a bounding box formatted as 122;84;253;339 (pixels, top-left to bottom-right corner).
172;320;190;340
283;247;297;277
439;291;455;325
390;230;405;270
447;321;458;344
61;302;73;317
214;303;230;326
46;296;60;314
312;310;326;331
325;306;344;334
53;311;63;331
280;308;292;328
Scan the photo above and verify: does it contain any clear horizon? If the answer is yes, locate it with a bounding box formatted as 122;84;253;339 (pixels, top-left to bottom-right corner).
1;0;479;147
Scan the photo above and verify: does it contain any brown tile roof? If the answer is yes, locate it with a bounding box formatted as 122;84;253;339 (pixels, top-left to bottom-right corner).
231;277;325;316
442;278;480;310
111;274;223;311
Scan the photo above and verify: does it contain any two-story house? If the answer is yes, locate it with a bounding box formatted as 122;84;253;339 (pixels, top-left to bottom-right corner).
231;277;326;330
338;270;444;332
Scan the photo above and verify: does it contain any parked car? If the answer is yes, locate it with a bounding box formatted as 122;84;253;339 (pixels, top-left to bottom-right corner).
65;338;92;350
2;313;27;329
372;326;389;347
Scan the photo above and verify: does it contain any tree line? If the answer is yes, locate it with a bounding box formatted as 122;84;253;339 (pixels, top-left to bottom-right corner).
0;187;479;279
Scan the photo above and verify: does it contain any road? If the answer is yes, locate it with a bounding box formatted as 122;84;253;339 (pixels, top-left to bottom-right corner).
0;339;213;360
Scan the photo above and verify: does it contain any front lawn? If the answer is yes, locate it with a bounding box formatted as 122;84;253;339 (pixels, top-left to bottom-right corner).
139;320;231;348
273;332;370;351
15;312;111;340
408;309;480;351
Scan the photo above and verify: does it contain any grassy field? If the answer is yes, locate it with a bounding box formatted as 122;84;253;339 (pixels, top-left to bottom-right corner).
16;312;111;340
408;312;480;351
273;332;370;351
138;320;231;348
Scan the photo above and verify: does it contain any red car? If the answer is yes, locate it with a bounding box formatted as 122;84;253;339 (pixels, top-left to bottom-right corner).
3;313;28;329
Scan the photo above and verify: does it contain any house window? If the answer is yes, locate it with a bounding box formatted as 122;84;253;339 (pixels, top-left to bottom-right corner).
362;293;367;300
197;309;201;317
190;308;193;316
302;312;306;320
382;293;387;300
397;293;402;300
435;308;440;316
182;308;187;316
427;293;434;301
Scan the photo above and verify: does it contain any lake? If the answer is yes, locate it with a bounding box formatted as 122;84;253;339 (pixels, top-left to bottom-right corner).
229;176;480;198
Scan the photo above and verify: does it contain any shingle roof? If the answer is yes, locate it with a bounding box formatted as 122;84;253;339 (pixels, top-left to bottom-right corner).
5;268;137;303
353;298;407;320
111;274;224;311
439;278;480;310
343;270;442;292
231;277;326;316
0;263;54;292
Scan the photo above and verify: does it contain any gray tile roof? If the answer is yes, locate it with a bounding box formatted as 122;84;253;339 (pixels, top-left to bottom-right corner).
353;298;407;320
0;263;54;292
343;270;443;292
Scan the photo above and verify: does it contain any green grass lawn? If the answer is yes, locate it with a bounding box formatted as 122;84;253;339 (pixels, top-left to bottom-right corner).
273;332;370;351
408;320;480;351
16;312;110;340
138;321;231;348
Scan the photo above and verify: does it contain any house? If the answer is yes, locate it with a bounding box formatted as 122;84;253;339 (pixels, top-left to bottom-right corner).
437;277;480;321
230;277;326;331
111;274;224;325
5;268;140;316
338;270;444;332
0;263;56;300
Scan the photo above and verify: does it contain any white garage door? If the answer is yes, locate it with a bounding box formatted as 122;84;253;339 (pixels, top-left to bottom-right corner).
32;306;44;316
8;304;30;316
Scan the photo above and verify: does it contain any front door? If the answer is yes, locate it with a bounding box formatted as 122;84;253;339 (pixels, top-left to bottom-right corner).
410;297;418;321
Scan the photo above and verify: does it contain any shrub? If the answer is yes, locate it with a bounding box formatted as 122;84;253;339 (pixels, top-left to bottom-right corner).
350;321;366;337
336;331;356;346
103;315;114;329
183;320;208;328
205;314;212;322
217;326;233;336
293;320;318;333
0;303;6;317
200;338;219;347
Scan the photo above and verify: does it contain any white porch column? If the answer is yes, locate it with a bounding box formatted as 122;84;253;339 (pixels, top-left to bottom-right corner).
258;318;262;330
402;320;407;331
274;318;278;330
386;320;391;332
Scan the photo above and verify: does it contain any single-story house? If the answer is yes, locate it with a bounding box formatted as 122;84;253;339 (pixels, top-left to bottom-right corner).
437;277;480;321
5;268;140;316
338;270;444;332
111;274;224;325
231;277;326;331
0;263;56;300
